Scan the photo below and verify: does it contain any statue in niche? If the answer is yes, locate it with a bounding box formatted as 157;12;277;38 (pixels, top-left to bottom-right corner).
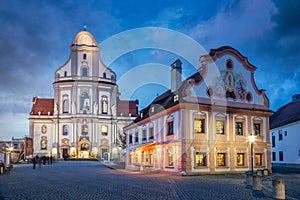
225;72;235;90
214;76;225;98
93;101;98;114
237;81;246;100
80;92;90;110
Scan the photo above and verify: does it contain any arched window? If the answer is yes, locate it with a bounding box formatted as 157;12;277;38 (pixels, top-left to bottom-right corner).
63;99;69;113
83;53;87;60
82;67;88;77
101;125;108;136
101;96;108;114
103;72;106;78
63;125;68;136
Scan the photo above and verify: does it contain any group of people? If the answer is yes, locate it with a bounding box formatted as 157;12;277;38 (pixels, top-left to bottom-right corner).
32;155;54;170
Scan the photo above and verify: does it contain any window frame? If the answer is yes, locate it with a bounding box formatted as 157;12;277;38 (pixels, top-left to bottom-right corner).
167;120;174;136
235;122;244;135
255;153;263;166
195;151;207;167
236;153;245;166
63;125;68;136
217;153;226;167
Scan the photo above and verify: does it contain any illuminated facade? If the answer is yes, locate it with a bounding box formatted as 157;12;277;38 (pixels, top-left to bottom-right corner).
29;30;137;159
125;47;272;174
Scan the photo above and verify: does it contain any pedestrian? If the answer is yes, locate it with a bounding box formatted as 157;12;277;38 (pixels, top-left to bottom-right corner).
50;155;53;165
32;156;36;169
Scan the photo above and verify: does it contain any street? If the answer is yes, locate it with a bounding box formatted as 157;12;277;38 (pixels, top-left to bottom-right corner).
0;161;298;200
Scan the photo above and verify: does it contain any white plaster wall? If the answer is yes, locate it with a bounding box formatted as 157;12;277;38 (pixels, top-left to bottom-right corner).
271;122;300;164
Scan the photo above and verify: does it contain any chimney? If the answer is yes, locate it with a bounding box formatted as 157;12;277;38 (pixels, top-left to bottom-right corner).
292;94;300;102
171;59;182;92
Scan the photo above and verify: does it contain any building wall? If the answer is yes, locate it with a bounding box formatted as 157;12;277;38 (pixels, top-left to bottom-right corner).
270;121;300;164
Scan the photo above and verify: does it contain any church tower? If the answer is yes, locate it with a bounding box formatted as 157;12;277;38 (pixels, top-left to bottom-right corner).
29;29;137;159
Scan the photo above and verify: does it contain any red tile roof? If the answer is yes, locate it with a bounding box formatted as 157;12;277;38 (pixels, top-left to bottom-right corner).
270;100;300;129
30;98;54;115
117;100;138;117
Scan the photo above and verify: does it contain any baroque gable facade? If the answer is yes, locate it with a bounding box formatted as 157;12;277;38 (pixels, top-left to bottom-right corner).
29;30;138;159
125;46;273;175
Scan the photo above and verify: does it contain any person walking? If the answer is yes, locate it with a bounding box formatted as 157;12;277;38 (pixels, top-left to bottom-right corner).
32;156;36;169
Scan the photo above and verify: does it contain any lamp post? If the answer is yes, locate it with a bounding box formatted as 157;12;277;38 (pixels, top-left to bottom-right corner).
249;135;256;174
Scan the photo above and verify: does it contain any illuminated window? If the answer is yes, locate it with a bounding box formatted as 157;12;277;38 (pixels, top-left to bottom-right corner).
101;96;108;114
235;122;243;135
166;149;174;167
194;119;205;133
216;120;224;134
195;152;206;166
101;125;108;136
63;125;68;136
217;153;226;166
255;153;262;166
237;153;244;166
173;94;178;102
167;121;174;135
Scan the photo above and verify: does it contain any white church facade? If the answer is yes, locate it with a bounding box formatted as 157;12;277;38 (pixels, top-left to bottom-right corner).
29;30;138;159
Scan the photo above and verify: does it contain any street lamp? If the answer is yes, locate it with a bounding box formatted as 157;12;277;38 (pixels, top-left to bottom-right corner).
249;135;256;174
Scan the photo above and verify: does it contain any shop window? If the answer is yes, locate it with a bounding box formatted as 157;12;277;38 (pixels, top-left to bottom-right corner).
237;153;245;166
255;153;262;166
217;153;226;166
166;149;174;167
195;152;206;167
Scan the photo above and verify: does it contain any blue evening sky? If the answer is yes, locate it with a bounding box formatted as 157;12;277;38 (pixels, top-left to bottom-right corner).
0;0;299;140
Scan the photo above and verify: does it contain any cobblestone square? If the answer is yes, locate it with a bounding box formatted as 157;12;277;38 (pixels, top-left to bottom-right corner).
0;161;299;200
